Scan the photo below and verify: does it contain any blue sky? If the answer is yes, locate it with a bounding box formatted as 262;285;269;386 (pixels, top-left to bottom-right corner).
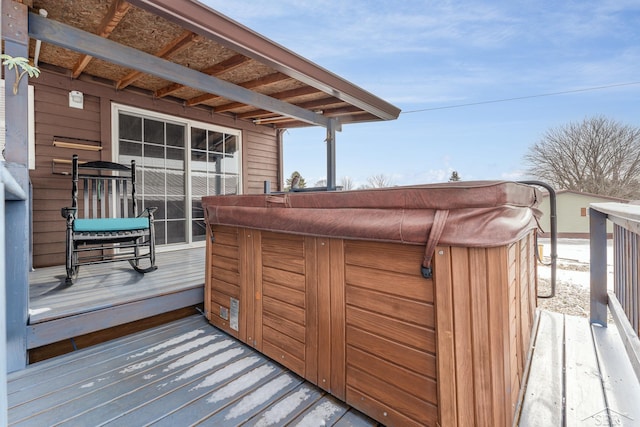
202;0;640;188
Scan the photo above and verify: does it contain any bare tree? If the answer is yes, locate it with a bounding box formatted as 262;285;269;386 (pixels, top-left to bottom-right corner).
360;174;394;189
340;176;355;190
525;116;640;199
314;179;327;187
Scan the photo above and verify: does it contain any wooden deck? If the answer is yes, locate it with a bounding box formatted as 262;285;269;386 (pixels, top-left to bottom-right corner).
517;310;640;426
28;248;205;349
8;315;375;426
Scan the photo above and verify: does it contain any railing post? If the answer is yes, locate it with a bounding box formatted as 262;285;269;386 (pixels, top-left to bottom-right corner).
590;207;608;326
0;172;8;427
3;0;31;372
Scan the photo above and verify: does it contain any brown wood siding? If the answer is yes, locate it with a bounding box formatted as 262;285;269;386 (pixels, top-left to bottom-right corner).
31;83;103;268
30;71;279;267
244;130;280;194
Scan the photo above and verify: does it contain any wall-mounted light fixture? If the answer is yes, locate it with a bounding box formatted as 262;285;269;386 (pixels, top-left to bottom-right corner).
69;90;84;109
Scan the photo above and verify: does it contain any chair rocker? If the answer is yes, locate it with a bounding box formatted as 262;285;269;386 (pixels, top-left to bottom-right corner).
61;154;157;284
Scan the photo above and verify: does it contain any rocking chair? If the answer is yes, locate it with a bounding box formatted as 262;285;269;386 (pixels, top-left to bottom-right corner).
61;154;157;284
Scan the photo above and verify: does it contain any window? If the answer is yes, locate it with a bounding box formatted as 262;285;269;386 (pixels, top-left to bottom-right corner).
114;104;241;246
190;127;240;242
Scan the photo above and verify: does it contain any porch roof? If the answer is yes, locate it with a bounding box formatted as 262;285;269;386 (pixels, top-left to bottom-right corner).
26;0;401;129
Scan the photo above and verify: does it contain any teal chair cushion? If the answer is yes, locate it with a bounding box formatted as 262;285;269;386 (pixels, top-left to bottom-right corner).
74;217;150;232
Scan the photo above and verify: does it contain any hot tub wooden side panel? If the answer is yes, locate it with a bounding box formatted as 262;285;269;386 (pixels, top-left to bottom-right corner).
434;232;537;427
205;225;242;339
260;231;314;379
343;240;438;427
205;226;538;427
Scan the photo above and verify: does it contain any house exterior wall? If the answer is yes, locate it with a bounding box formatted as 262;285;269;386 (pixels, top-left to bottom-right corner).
539;191;625;238
30;70;280;268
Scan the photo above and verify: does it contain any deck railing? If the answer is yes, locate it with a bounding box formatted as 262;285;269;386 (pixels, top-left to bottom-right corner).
590;202;640;381
1;161;29;426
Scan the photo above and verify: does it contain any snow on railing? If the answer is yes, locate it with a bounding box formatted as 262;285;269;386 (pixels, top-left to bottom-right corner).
590;202;640;381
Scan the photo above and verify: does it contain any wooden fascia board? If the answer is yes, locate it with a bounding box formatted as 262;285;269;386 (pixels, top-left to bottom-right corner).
27;12;330;128
127;0;401;121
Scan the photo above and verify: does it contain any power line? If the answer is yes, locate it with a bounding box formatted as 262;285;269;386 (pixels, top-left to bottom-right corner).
401;81;640;114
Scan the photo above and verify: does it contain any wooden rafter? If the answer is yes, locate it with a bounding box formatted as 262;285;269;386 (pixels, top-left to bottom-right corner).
154;54;250;98
222;86;323;116
116;30;199;90
256;105;364;126
186;72;291;106
71;0;131;78
322;105;363;116
29;12;332;127
253;116;294;125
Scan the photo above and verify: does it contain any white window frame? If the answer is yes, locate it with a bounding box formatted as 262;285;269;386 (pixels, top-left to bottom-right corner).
111;103;242;250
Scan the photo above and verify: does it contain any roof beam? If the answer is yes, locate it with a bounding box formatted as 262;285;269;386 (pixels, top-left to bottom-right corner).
154;54;250;98
186;72;290;106
127;0;400;121
71;0;131;78
28;12;331;127
116;29;199;90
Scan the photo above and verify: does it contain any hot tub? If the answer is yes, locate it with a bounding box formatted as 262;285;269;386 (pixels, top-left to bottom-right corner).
202;181;542;426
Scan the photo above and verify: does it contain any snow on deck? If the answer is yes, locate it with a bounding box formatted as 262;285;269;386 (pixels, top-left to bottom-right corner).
8;315;375;426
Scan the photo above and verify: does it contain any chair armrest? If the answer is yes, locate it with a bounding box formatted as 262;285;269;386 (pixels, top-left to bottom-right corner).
61;207;77;219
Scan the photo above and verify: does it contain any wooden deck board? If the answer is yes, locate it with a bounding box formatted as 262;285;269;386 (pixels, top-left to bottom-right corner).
518;310;640;426
564;315;607;424
518;310;564;426
27;248;206;349
592;323;640;425
29;247;205;324
10;316;209;405
8;315;373;426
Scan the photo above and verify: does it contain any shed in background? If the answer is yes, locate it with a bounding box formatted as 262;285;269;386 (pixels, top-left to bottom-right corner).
539;189;628;238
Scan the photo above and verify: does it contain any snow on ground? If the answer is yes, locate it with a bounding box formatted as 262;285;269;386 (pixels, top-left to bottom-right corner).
536;238;614;318
536;238;614;290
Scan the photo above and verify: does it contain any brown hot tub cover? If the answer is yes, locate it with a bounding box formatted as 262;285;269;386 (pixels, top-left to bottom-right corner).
202;181;542;274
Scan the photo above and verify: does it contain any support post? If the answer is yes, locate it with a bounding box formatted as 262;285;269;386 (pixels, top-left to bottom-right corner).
2;0;31;371
326;119;339;191
590;207;608;326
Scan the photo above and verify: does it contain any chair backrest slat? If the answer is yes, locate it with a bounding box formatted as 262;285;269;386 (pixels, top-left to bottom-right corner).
99;178;106;218
91;179;98;219
83;178;90;218
71;155;136;220
123;180;129;217
115;179;122;218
